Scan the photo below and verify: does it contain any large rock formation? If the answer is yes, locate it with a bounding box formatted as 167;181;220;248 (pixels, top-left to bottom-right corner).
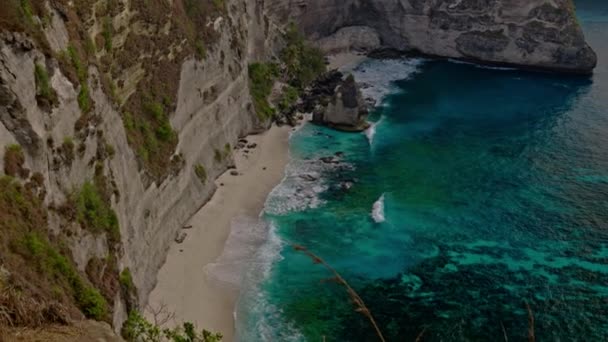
312;74;370;132
267;0;597;73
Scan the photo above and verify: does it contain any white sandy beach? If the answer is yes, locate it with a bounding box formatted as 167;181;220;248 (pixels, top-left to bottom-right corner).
148;52;363;341
147;123;295;341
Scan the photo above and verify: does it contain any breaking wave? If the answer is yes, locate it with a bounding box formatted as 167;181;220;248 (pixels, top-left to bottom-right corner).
372;193;386;223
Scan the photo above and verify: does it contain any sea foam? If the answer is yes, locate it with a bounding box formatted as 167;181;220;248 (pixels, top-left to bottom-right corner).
372;193;386;223
351;58;424;103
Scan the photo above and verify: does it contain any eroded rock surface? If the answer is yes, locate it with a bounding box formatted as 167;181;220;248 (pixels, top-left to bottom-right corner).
312;74;370;132
268;0;597;73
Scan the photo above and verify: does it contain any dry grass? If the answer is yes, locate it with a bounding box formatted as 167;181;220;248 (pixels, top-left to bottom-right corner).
292;244;386;342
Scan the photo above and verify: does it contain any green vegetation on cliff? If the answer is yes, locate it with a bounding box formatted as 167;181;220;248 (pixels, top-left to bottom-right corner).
248;62;279;120
34;62;57;107
0;176;108;326
248;24;326;120
74;181;120;245
281;23;326;89
194;164;207;184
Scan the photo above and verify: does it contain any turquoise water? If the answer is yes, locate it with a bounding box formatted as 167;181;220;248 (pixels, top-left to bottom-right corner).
237;2;608;341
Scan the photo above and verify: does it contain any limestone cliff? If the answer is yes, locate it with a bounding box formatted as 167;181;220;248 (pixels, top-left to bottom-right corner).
0;0;280;333
268;0;597;73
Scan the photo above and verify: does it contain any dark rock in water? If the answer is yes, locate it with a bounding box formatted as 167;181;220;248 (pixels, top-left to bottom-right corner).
230;170;239;176
238;138;248;144
312;74;370;132
338;181;354;190
335;151;345;158
319;156;340;164
247;143;258;149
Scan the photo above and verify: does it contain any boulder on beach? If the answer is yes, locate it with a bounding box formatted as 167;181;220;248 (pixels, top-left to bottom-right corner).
312;74;370;132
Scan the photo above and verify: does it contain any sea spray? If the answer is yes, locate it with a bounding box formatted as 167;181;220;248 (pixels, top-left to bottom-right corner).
371;193;386;223
351;58;424;103
365;116;384;145
234;222;305;342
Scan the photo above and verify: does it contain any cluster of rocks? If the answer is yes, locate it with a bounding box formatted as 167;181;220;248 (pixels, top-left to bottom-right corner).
299;70;370;132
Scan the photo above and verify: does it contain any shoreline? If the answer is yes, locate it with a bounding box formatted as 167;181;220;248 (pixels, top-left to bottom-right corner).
147;123;295;341
147;52;364;341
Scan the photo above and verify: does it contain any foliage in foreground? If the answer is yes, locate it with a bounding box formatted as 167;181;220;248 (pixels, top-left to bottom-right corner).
122;311;223;342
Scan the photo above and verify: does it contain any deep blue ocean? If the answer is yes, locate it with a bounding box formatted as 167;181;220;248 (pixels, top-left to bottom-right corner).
236;1;608;340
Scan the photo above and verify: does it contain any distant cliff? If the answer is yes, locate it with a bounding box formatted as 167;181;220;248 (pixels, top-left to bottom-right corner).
268;0;597;73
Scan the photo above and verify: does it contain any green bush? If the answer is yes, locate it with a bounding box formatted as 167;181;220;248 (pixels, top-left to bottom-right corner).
195;40;206;60
75;181;120;244
214;149;223;163
68;45;87;82
194;164;207;184
248;62;279;120
75;285;107;320
102;16;113;51
21;232;108;320
281;23;326;88
119;268;134;292
278;85;299;113
34;62;56;103
122;311;223;342
20;0;34;24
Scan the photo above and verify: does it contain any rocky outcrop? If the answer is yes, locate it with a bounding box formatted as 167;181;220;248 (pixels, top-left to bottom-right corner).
311;73;370;132
316;26;381;54
267;0;597;73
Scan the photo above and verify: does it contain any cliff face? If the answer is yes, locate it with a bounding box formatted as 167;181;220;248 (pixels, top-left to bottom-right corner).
267;0;597;73
0;0;280;330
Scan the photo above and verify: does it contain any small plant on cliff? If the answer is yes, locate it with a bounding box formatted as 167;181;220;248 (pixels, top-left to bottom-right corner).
122;310;223;342
74;181;120;244
248;62;279;120
278;85;299;113
194;164;207;184
102;16;113;52
34;62;57;106
3;144;28;178
67;45;92;113
59;137;75;165
119;268;134;293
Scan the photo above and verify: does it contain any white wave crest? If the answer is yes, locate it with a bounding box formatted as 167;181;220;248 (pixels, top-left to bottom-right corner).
234;223;305;342
352;58;424;104
372;193;386;223
264;155;352;216
203;216;270;290
365;116;384;145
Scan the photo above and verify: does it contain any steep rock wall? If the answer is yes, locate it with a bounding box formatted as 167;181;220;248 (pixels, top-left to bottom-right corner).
267;0;597;73
0;0;281;329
